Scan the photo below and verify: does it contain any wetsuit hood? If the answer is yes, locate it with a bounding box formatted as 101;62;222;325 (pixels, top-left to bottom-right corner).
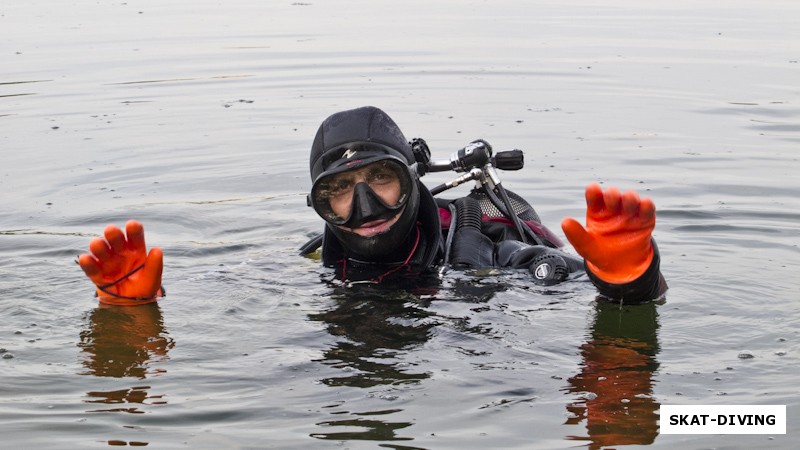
310;106;416;180
310;106;422;262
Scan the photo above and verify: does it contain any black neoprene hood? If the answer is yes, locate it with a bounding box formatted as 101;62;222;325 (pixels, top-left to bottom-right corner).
309;106;415;182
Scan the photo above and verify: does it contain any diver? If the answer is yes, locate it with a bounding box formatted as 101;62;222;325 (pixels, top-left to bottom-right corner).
77;106;667;305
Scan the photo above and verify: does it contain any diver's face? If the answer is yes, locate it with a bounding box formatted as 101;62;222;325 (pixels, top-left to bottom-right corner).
326;162;403;237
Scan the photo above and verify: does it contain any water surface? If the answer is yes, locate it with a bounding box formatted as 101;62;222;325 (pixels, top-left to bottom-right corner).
2;1;799;448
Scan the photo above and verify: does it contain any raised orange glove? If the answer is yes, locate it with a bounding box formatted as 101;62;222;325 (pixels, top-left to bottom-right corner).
561;183;655;284
78;220;164;306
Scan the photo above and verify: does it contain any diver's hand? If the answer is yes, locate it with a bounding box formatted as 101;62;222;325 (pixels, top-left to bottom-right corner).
561;183;655;284
78;220;163;305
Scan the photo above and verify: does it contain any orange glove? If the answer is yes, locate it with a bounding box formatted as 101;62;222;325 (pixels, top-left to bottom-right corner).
78;220;164;306
561;183;655;284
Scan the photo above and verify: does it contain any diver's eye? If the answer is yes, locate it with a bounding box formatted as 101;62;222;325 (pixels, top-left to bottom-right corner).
318;175;356;200
366;165;399;186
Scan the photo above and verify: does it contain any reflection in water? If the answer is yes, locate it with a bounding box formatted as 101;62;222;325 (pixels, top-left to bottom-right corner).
564;301;661;448
308;278;661;446
312;415;414;442
78;303;174;416
84;386;167;414
308;279;505;444
308;285;438;389
79;303;174;378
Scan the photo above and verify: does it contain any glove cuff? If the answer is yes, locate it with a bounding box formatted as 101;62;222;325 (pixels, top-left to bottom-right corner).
96;286;164;306
586;239;667;303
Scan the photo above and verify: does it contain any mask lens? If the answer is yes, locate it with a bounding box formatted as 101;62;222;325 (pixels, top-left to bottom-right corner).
312;159;411;225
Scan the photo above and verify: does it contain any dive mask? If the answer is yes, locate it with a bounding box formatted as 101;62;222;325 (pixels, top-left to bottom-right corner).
310;156;414;228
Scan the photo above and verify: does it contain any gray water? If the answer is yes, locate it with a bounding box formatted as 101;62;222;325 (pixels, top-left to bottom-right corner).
2;1;799;448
